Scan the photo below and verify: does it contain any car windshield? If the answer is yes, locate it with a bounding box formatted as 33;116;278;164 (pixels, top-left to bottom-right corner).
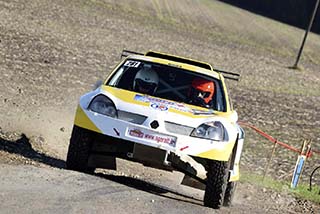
107;59;226;112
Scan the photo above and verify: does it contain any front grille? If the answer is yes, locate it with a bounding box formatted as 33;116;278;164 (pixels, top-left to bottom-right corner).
118;110;147;125
165;121;194;136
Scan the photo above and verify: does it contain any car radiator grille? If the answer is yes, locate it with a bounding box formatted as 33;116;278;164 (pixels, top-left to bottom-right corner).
165;121;194;136
118;111;147;125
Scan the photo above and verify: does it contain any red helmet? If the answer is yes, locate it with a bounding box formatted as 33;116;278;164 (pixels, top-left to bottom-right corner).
190;78;215;104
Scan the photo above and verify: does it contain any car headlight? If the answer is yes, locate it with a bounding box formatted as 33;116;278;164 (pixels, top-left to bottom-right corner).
88;95;117;118
191;121;226;141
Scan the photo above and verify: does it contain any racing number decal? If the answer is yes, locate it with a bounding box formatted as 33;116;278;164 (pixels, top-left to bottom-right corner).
124;60;141;68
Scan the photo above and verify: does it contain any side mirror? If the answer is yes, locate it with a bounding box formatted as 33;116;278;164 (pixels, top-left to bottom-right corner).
93;80;103;90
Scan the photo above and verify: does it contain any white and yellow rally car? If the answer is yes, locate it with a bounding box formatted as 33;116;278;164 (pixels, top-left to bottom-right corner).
66;50;245;209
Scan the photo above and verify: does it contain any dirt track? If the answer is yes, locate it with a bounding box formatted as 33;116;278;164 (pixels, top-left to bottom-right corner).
0;0;320;213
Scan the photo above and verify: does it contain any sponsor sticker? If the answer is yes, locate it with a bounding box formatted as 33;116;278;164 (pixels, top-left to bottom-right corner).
192;109;214;115
128;129;144;138
127;127;176;147
150;103;168;111
134;94;189;113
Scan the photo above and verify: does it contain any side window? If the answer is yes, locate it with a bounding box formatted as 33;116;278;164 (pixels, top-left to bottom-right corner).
116;67;138;90
213;80;226;112
108;60;143;91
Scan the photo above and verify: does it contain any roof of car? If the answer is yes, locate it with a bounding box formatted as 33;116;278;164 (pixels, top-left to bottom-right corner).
126;51;221;79
120;50;240;81
145;51;213;70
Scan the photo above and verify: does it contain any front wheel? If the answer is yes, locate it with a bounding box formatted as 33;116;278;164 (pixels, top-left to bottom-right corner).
66;126;95;174
203;160;229;209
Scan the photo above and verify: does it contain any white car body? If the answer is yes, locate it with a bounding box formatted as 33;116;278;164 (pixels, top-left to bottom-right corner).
67;50;245;209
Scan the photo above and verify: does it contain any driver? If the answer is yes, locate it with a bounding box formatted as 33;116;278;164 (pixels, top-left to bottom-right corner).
133;66;159;95
188;77;215;108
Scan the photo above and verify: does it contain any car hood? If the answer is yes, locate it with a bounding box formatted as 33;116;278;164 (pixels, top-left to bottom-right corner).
90;86;233;127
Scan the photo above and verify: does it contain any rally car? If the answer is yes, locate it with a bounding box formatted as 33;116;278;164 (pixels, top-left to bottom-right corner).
66;50;245;209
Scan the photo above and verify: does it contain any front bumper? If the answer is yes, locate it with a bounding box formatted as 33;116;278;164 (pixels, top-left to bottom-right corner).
74;105;236;161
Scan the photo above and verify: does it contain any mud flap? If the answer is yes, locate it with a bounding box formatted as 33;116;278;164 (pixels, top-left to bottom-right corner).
181;174;206;190
169;153;207;189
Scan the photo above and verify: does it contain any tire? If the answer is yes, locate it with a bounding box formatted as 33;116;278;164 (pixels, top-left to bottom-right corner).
66;126;95;174
203;160;229;209
223;181;237;207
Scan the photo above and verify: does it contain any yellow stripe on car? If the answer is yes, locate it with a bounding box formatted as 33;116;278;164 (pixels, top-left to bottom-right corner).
197;141;234;161
74;105;102;133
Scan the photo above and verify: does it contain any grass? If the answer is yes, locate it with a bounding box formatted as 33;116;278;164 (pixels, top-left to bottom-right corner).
240;75;320;97
241;171;320;204
292;184;320;203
